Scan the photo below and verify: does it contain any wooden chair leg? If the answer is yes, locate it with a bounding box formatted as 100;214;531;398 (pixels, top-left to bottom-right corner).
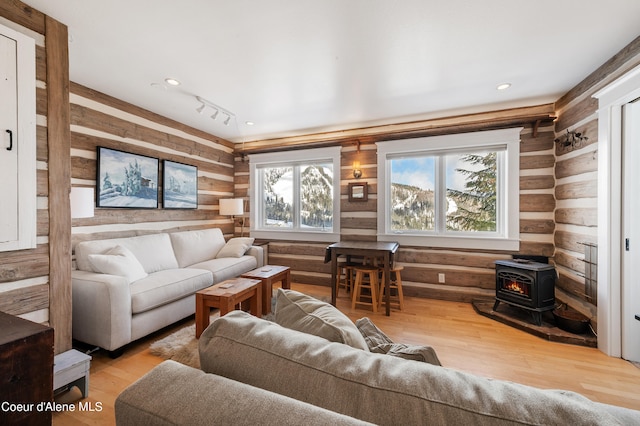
396;269;405;311
378;267;405;311
370;273;378;314
351;270;363;310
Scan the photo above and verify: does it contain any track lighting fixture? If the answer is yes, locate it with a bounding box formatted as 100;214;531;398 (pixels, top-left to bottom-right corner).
195;96;235;125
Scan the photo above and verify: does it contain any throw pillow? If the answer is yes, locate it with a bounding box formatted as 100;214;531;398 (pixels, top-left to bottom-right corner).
274;289;369;351
88;245;148;283
215;237;255;258
354;316;394;350
355;317;442;366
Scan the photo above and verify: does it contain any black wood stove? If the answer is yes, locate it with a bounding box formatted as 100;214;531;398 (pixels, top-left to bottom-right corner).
494;259;556;326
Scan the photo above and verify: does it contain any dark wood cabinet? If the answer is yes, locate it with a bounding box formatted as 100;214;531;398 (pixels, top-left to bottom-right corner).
0;311;54;425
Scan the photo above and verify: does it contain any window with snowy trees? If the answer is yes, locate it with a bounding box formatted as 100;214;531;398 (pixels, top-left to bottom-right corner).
249;147;341;242
376;128;522;251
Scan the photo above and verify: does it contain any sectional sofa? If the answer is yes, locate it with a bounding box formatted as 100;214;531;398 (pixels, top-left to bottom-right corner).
115;290;640;425
71;228;263;354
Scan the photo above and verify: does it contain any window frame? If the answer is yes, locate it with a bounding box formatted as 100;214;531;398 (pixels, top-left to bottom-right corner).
249;146;341;242
376;128;522;250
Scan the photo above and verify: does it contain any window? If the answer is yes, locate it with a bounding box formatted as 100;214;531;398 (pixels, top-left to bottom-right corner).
377;128;521;250
250;147;341;242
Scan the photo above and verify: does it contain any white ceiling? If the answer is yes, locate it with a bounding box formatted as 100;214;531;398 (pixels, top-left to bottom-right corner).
23;0;640;143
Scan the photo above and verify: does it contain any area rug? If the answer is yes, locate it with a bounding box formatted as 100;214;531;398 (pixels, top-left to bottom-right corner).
149;312;220;369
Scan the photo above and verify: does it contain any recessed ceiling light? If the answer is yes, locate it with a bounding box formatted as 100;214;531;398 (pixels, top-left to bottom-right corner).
245;121;255;126
164;78;181;86
496;83;511;91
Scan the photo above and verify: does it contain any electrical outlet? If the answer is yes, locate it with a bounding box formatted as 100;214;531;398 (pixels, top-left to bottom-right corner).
438;273;445;283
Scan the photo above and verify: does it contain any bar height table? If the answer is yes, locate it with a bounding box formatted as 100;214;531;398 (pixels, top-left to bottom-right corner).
326;241;399;316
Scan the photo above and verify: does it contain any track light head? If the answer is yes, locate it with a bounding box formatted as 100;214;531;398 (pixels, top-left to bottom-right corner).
196;103;206;114
223;114;231;126
211;109;219;120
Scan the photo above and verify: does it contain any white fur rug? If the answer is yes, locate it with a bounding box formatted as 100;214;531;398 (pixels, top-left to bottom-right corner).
149;312;220;369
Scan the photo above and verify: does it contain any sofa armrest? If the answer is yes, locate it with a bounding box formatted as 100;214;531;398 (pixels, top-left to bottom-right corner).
115;360;371;425
72;270;132;351
246;245;264;268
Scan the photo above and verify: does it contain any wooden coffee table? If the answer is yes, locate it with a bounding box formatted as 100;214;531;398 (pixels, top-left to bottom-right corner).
195;277;262;338
241;265;291;314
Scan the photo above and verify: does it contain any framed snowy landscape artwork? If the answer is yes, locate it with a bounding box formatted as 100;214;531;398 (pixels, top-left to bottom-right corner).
163;160;198;209
96;147;159;208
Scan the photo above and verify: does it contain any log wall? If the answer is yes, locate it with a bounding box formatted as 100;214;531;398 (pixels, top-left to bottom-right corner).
69;84;237;246
235;118;558;302
553;35;640;321
0;2;72;353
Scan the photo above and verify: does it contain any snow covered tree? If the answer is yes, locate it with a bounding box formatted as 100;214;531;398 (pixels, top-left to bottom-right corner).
447;152;497;231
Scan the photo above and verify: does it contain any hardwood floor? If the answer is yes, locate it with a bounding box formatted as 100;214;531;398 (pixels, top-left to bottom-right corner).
53;283;640;424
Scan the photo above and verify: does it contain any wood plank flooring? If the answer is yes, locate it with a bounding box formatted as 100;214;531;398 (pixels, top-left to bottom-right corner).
52;283;640;425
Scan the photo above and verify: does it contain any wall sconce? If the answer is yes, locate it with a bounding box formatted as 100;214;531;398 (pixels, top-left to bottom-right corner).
555;129;588;153
70;187;95;218
353;161;362;179
220;198;245;236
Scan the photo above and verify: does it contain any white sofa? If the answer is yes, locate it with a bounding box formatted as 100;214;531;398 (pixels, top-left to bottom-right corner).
72;228;263;354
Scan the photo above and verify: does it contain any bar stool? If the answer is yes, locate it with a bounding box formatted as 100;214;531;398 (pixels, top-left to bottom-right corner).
336;261;357;297
351;266;380;313
378;266;405;311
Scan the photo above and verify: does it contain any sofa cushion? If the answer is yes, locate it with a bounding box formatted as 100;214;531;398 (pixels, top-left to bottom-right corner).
355;317;441;366
130;268;212;314
75;233;179;274
170;228;226;268
200;311;634;426
189;256;257;283
216;237;255;258
274;289;368;351
87;245;148;283
115;360;371;426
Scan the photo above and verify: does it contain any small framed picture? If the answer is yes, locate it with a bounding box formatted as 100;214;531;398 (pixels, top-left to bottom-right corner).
348;182;368;202
163;160;198;209
96;147;159;208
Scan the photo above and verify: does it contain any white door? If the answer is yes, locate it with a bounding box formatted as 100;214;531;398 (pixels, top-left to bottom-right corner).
0;33;18;244
622;99;640;362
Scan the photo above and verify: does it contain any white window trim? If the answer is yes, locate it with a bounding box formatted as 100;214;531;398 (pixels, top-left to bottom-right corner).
376;128;522;250
249;146;341;242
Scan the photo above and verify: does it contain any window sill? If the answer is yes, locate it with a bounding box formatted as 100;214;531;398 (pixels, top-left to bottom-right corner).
250;230;340;243
378;233;520;251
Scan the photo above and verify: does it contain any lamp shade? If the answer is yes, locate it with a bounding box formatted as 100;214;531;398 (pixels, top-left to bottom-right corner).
219;198;243;216
70;187;95;218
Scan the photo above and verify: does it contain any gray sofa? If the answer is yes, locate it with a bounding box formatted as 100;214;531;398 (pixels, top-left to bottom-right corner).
115;290;640;425
72;228;263;353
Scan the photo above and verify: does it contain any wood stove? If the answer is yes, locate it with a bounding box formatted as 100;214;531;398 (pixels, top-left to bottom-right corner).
494;259;556;326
